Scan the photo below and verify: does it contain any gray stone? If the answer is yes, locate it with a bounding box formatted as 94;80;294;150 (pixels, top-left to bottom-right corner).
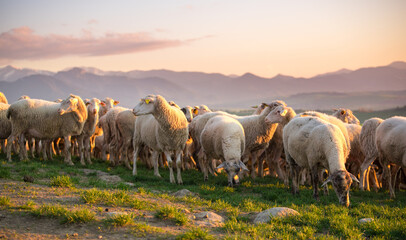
98;174;123;184
172;189;195;197
123;182;135;187
358;218;374;224
254;207;299;224
194;211;224;227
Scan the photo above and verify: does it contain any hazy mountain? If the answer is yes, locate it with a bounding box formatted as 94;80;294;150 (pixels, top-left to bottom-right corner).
0;61;405;110
0;65;53;82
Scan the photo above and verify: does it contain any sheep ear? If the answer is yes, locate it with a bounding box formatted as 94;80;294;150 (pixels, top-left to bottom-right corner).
181;108;187;114
321;176;332;188
99;101;106;106
113;100;119;105
216;162;226;170
70;98;78;106
238;160;249;172
341;110;346;115
280;108;288;117
349;173;359;183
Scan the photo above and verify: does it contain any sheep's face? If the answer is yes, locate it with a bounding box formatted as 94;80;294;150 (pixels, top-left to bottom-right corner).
181;106;193;122
333;108;360;125
86;98;101;116
322;170;358;207
133;96;156;116
265;106;288;124
216;160;249;187
99;97;118;117
58;96;79;115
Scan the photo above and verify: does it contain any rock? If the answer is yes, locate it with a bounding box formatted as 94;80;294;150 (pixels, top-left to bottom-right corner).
123;182;135;187
172;189;195;197
358;218;374;224
194;211;224;227
98;174;123;184
23;175;34;183
254;207;299;224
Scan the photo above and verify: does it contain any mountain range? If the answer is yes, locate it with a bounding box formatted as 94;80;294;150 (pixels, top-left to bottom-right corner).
1;61;405;110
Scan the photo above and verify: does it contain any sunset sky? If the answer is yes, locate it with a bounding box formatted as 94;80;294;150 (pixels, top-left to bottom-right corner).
1;0;405;78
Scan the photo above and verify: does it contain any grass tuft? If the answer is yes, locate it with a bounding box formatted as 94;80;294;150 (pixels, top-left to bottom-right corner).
155;206;189;226
50;175;74;188
0;196;11;207
104;212;136;227
62;208;96;224
177;227;215;240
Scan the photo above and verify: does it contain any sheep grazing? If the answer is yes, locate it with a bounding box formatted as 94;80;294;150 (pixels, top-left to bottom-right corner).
76;98;102;165
283;116;359;207
0;92;8;104
332;108;360;125
132;95;189;184
200;115;248;186
375;116;406;198
6;94;88;165
359;118;384;191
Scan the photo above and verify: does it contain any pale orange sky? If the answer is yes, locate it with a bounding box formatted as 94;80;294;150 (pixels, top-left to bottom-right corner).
1;0;405;78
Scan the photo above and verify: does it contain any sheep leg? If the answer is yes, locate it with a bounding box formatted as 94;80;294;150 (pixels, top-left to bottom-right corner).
64;136;74;166
250;152;258;179
6;135;15;162
258;152;265;178
310;166;320;200
359;156;376;191
77;135;86;165
132;146;140;175
152;151;161;178
84;136;92;165
121;138;132;170
18;134;28;161
175;150;183;184
164;151;176;184
370;167;380;192
42;140;48;161
382;163;395;198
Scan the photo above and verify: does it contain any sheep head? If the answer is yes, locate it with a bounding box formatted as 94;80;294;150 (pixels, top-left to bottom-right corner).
332;108;360;125
321;170;359;207
216;160;249;187
86;98;101;116
265;105;288;124
133;94;157;116
181;106;193;123
58;96;79;115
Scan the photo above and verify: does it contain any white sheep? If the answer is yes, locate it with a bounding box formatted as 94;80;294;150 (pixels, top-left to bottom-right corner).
115;109;137;169
0;103;11;153
375;116;406;198
192;105;211;117
200;115;248;186
132;94;189;184
76;98;102;165
283;115;359;207
181;106;194;123
6;94;88;165
359;118;384;191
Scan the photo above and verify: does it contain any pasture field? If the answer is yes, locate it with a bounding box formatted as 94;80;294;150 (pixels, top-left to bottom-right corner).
0;153;406;239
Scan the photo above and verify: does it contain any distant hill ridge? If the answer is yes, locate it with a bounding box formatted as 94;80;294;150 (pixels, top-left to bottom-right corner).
1;61;405;110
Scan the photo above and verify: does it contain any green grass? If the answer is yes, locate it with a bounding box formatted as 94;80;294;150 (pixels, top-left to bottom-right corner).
1;152;406;239
0;196;12;207
155;205;189;226
130;222;164;237
50;175;74;188
62;208;96;224
104;212;136;227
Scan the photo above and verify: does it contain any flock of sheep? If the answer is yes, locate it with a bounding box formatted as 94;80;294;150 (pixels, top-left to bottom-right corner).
0;91;405;207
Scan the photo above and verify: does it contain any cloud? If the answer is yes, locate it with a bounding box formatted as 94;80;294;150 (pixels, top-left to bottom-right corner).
0;27;191;61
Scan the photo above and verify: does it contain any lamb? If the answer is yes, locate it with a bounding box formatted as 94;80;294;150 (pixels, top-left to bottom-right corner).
200;115;248;186
132;95;189;184
0;92;8;104
283;115;359;207
76;98;102;165
6;94;88;165
359;118;384;191
375;116;406;198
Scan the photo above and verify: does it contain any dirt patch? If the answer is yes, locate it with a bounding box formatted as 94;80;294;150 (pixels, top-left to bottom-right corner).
0;179;221;239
